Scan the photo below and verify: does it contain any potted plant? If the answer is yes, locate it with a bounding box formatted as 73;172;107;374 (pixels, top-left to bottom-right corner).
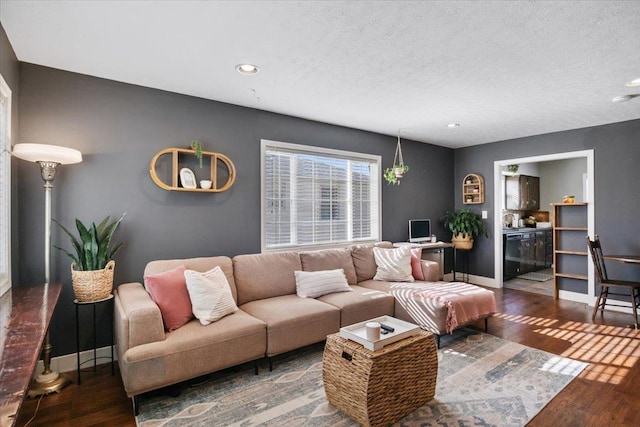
383;134;409;185
190;139;204;168
54;213;125;302
507;164;519;174
384;163;409;185
443;208;488;250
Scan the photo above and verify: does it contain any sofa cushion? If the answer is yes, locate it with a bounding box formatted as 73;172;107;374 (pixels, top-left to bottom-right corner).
120;310;266;396
373;246;414;282
240;295;340;356
184;267;238;325
144;264;192;331
411;248;425;280
300;248;357;286
233;252;302;306
350;241;394;282
317;284;394;327
144;256;237;302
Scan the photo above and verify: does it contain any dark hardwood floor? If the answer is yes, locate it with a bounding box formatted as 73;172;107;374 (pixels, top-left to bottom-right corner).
15;287;640;426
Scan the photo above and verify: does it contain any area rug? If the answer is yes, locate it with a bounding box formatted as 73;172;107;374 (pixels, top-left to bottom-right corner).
135;329;587;427
517;272;553;282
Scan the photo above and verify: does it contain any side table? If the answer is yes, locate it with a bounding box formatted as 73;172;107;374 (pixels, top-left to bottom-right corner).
323;330;438;427
74;295;115;385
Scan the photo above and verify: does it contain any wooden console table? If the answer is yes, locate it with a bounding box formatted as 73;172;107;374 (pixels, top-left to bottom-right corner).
0;283;62;427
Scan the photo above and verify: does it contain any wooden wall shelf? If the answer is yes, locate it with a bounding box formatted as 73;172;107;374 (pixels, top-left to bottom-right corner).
149;147;236;192
463;173;484;204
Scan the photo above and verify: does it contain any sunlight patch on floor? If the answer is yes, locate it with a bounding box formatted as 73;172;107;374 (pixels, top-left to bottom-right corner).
495;312;639;385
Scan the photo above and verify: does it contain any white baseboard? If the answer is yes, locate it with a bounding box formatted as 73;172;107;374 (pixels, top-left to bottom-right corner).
444;272;499;288
34;346;117;379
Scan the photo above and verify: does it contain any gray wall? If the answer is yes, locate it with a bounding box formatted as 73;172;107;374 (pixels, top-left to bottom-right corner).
455;120;640;279
17;63;454;355
0;23;20;286
539;158;587;210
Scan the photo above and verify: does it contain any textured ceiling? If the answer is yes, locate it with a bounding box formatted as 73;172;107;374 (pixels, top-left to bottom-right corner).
1;1;639;148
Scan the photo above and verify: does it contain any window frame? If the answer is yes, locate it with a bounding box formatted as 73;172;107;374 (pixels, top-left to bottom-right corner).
0;74;12;297
261;139;381;253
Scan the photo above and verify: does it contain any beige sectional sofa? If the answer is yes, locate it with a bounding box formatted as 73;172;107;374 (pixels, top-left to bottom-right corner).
113;242;444;409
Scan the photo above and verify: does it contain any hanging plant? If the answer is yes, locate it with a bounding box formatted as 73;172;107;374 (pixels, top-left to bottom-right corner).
384;134;409;185
507;164;519;174
190;140;204;168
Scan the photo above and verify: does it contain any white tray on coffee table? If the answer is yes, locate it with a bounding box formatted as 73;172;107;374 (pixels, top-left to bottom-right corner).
339;316;420;351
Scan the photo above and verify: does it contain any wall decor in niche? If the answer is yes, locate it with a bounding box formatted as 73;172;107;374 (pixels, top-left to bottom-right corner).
150;147;236;192
179;168;196;189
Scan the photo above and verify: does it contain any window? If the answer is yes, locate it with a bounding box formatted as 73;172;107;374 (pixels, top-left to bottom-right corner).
0;75;11;296
261;140;381;252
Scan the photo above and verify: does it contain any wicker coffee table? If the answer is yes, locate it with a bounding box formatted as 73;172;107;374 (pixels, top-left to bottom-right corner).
322;329;438;427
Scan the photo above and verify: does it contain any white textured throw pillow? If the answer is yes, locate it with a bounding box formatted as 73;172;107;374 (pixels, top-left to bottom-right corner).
373;246;415;282
294;268;353;298
184;267;238;325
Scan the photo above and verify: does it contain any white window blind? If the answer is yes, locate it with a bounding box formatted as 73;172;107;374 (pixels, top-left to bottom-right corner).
0;75;12;297
261;140;381;252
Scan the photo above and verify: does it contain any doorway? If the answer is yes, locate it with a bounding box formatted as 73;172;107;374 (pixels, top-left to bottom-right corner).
493;150;595;305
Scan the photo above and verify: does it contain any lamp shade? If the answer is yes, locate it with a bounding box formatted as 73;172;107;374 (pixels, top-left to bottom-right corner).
13;143;82;164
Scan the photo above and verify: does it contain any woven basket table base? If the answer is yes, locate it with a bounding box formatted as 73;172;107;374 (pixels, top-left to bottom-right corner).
322;329;438;427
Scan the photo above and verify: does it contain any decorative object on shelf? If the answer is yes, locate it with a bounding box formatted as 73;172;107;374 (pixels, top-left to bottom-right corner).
200;179;212;189
150;147;237;192
462;173;484;204
190;140;204;168
54;213;125;302
562;195;575;203
11;143;83;396
443;208;488;250
384;134;409;185
179;167;197;189
507;164;519;174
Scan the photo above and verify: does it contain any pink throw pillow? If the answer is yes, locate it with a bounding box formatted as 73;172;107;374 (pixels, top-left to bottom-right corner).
144;264;192;331
411;248;425;280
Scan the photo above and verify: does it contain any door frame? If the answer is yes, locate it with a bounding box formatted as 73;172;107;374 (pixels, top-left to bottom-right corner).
493;149;595;304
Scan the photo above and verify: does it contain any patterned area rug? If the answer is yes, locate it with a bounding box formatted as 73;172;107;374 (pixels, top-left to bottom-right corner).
517;272;554;282
135;329;587;427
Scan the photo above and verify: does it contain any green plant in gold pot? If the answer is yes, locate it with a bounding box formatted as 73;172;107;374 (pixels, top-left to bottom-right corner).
54;213;125;302
443;208;488;250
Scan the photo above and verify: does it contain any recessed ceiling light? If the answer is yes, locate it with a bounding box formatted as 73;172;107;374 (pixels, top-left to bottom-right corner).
612;94;639;103
446;123;460;128
235;64;260;75
624;77;640;87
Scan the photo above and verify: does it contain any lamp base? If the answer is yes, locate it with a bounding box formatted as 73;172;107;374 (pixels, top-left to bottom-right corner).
28;372;71;397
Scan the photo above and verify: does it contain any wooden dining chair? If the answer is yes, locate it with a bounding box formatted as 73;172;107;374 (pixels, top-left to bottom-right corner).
586;235;640;329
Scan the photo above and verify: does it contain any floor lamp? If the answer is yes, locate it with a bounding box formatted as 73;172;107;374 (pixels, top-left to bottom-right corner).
13;143;82;396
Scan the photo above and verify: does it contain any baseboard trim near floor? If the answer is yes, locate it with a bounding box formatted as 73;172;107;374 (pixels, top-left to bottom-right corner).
444;272;499;288
34;345;118;378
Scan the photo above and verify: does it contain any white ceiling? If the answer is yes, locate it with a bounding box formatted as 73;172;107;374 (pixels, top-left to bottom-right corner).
1;1;639;148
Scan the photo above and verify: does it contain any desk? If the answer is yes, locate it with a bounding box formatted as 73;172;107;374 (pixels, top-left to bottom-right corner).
604;255;640;265
393;242;458;280
0;283;62;427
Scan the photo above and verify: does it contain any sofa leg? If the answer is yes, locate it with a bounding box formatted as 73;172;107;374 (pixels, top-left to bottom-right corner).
254;360;259;375
484;317;489;332
133;395;139;416
435;334;441;349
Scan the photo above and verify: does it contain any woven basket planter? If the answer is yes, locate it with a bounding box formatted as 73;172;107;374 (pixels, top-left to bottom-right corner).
71;260;115;302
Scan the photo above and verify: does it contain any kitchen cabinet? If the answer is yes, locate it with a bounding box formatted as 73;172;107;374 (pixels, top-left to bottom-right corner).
503;228;553;280
505;175;540;210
